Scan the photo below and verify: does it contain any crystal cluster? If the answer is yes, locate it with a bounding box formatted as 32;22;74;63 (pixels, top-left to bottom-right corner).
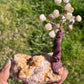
11;54;63;84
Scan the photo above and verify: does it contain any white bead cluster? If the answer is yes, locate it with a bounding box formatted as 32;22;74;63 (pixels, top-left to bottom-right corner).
39;0;82;38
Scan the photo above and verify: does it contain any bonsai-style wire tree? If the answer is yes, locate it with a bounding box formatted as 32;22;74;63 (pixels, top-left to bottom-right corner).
39;0;82;74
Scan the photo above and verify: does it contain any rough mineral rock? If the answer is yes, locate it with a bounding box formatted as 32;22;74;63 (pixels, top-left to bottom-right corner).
11;54;63;84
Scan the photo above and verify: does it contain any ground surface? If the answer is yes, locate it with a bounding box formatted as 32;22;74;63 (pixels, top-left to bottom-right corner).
0;0;84;84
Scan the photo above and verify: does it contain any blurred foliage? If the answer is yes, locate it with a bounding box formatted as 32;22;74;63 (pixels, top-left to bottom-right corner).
0;0;84;84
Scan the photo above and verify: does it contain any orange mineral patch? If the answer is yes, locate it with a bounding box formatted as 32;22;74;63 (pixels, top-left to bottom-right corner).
33;55;45;67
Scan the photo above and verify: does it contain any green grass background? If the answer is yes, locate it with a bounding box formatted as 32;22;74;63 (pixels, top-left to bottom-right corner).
0;0;84;84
